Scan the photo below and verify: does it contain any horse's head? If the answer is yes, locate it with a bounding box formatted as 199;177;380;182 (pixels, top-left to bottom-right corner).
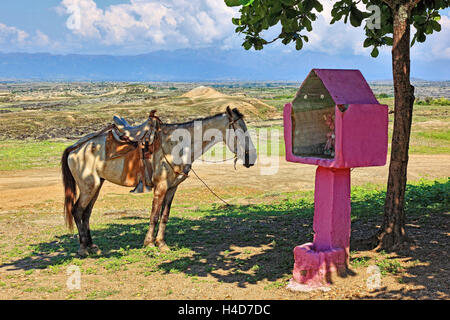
225;106;257;168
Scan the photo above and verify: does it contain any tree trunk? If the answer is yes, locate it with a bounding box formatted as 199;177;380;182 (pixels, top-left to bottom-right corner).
377;2;415;251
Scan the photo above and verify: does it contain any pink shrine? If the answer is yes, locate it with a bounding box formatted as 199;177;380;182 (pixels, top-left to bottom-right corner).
283;69;388;288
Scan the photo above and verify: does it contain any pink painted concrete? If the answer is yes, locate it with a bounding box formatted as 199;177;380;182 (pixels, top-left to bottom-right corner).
293;243;347;287
285;69;388;288
283;102;388;168
313;167;351;252
312;69;378;105
291;167;351;287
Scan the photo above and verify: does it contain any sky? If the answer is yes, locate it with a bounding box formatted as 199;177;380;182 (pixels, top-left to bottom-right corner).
0;0;449;79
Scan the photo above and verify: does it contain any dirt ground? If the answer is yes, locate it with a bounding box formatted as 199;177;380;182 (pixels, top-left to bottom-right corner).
0;155;448;300
1;155;449;211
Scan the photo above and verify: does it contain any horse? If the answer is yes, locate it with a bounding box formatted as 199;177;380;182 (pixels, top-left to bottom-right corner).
61;107;257;256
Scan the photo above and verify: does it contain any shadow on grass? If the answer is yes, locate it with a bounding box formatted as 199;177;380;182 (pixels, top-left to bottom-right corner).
1;179;448;296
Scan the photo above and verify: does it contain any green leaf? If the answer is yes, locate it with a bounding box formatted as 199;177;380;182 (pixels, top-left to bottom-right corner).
225;0;255;7
363;38;373;48
350;7;364;27
384;37;393;46
224;0;241;7
430;20;441;32
242;40;252;50
295;38;303;50
303;18;312;32
413;15;427;24
281;0;296;6
303;0;314;12
417;32;426;42
240;0;255;6
371;47;379;58
311;0;323;12
281;36;292;45
411;34;417;46
231;18;241;25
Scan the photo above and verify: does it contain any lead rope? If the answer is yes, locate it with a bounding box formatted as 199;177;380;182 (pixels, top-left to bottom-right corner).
192;117;241;205
190;167;232;207
158;131;233;207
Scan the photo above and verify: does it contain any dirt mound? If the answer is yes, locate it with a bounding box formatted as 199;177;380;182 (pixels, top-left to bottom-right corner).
182;86;226;99
210;98;276;119
179;86;278;120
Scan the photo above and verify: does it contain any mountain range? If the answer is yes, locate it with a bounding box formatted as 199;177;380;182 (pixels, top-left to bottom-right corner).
0;48;448;81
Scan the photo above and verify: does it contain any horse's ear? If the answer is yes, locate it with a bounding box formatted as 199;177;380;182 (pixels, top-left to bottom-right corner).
226;106;232;117
232;108;243;118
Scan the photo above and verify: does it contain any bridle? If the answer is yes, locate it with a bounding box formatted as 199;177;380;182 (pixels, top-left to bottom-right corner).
226;112;245;169
156;111;246;177
154;110;246;206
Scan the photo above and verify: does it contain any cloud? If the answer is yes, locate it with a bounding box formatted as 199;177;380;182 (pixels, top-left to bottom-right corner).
0;23;29;45
58;0;238;51
305;3;450;61
0;23;52;52
411;12;450;61
302;2;372;56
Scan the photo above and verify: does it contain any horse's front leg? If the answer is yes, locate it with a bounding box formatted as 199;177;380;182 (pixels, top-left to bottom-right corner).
143;184;167;247
155;187;178;252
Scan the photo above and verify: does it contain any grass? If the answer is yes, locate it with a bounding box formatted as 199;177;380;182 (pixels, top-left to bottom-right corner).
0;118;447;172
415;97;450;106
415;129;450;141
350;256;371;268
0;140;71;171
86;289;120;300
376;259;403;276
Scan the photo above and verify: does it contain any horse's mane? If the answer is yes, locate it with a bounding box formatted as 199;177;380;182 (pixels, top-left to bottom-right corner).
161;108;243;128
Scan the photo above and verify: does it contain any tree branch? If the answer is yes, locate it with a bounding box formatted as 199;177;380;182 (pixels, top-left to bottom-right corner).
265;35;281;44
382;0;394;8
382;0;422;11
409;0;422;9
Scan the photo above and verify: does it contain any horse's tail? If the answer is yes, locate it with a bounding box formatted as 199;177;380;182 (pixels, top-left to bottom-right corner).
61;146;76;231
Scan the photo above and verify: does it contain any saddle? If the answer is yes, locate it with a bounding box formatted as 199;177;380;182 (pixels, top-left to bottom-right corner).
112;116;154;143
107;110;162;194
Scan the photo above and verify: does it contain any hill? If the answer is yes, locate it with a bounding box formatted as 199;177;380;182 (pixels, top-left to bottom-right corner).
182;86;226;99
179;86;278;121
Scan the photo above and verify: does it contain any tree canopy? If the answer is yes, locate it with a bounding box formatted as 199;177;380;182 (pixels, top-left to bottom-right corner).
225;0;448;57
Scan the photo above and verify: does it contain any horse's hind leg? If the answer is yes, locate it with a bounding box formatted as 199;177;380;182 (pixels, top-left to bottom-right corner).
73;178;103;257
82;178;105;255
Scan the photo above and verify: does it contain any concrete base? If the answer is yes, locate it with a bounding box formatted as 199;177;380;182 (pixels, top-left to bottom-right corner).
292;243;348;287
287;278;331;292
289;167;351;288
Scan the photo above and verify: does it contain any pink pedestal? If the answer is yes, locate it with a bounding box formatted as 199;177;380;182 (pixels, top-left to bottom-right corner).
292;167;351;287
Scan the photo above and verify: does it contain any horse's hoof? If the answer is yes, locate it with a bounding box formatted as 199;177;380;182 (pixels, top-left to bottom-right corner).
88;244;102;255
77;247;89;257
157;242;171;252
143;239;155;247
